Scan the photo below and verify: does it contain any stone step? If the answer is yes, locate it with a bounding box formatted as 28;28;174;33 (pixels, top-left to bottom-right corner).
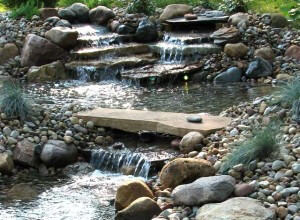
121;63;203;85
150;42;222;57
75;108;231;137
71;43;150;59
77;34;135;47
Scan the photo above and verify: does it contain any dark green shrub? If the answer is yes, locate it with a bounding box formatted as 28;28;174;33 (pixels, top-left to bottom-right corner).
218;0;248;13
10;0;40;19
220;121;280;174
0;80;34;121
127;0;156;15
1;0;56;8
288;4;300;29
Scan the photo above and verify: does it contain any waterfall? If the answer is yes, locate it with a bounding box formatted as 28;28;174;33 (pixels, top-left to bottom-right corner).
90;150;152;179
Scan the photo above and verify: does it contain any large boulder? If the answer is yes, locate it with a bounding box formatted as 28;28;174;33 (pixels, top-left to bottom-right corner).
21;34;67;67
12;139;39;168
285;45;300;61
229;12;248;26
8;183;39;200
115;180;154;211
210;27;241;45
39;8;58;19
160;4;193;21
172;175;235;206
0;153;14;174
214;67;242;82
179;131;204;154
246;57;273;79
58;8;76;22
27;60;69;83
0;43;19;65
270;13;288;28
135;18;158;43
254;47;275;62
40;140;78;168
196;197;275;220
115;197;161;220
224;43;248;58
45;27;78;49
159;158;215;189
89;6;115;25
69;3;89;22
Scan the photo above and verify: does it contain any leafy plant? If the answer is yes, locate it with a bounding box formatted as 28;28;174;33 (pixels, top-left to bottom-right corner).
10;0;40;19
218;0;248;13
220;121;280;174
1;0;56;8
288;3;300;29
127;0;156;15
0;79;34;121
272;77;300;107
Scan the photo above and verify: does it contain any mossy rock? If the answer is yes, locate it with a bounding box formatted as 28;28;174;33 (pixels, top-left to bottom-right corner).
271;14;289;28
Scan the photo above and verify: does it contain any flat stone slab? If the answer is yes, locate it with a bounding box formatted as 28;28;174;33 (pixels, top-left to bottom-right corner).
166;15;229;25
76;108;231;137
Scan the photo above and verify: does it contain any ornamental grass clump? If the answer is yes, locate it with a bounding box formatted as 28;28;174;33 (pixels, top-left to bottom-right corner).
0;80;34;121
220;121;280;174
272;77;300;107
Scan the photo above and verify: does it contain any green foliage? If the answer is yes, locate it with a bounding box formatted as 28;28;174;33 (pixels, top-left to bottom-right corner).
1;0;56;8
154;0;216;8
127;0;156;15
218;0;248;13
272;77;300;107
57;0;123;8
10;0;40;19
0;80;34;121
288;3;300;29
57;0;84;7
220;121;280;174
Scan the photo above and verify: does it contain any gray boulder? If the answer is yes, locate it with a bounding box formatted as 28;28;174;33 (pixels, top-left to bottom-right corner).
45;27;78;49
58;8;76;22
196;197;275;220
39;8;58;20
89;6;115;25
21;34;67;67
229;12;248;26
12;139;39;167
172;175;235;206
246;57;273;79
69;3;89;22
115;197;161;220
40;140;78;168
135;18;158;43
214;67;242;82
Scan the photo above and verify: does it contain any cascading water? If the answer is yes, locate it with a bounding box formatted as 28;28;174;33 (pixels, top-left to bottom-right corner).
90;150;152;179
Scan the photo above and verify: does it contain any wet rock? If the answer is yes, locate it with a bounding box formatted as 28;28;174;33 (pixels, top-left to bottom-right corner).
12;139;39;167
63;162;94;176
58;8;76;22
196;197;275;220
159;158;215;189
285;45;300;61
0;43;19;65
39;8;58;19
89;6;115;25
27;60;69;83
234;183;254;197
115;197;161;220
8;183;39;200
210;27;241;45
38;163;49;176
111;142;124;150
245;57;273;79
224;43;248;58
69;3;89;23
171;139;181;149
229;12;248;26
179;131;204;153
21;34;67;67
254;47;275;62
135;18;158;43
40;140;78;168
159;4;193;21
117;25;136;35
270;14;288;28
45;27;79;49
172;175;235;206
55;19;72;28
0;153;14;174
115;179;154;211
214;67;242;82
